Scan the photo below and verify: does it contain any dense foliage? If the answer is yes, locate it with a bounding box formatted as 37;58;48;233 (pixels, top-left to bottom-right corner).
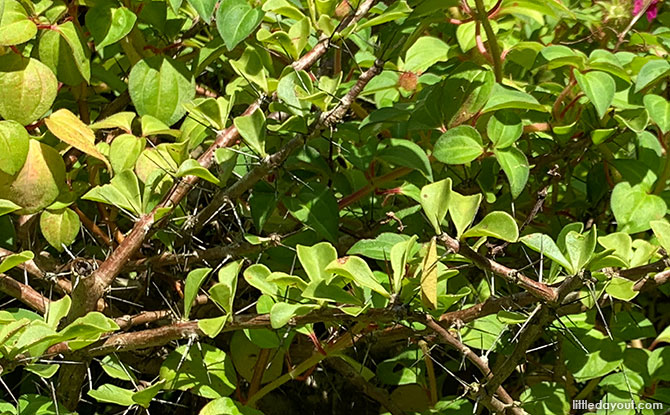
4;0;670;413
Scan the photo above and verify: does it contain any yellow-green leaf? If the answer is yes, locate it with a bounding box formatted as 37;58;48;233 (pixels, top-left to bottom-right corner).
420;237;438;310
45;109;111;171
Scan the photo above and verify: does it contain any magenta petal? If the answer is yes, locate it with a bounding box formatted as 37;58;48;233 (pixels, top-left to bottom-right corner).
647;1;659;21
634;0;645;14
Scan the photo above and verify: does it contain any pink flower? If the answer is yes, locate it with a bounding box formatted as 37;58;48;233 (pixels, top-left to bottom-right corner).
634;0;660;21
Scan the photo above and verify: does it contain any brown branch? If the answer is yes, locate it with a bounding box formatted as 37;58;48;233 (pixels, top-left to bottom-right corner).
57;6;379;399
191;58;385;232
484;276;581;400
72;205;113;247
247;348;272;399
0;274;50;313
64;0;380;329
438;233;557;302
114;294;208;330
618;258;669;280
121;239;261;272
423;315;525;415
0;247;72;293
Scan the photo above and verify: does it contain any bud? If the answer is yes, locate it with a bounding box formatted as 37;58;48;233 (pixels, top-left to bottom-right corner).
334;0;352;18
398;71;418;92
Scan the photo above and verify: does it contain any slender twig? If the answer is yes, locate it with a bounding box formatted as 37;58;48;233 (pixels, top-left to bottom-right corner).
438;233;557;302
615;0;654;51
474;0;502;82
247;348;272;400
423;315;526;415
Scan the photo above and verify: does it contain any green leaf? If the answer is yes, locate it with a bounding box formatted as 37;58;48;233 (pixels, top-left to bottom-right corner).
0;54;57;126
277;70;313;115
187;0;217;22
176;159;221;186
110;134;144;173
128;56;196;126
574;71;615;119
140;114;181;137
448;191;481;239
301;280;363;305
88;384;135;406
45;295;71;329
563;327;625;382
347;233;410;260
25;363;59;379
0;0;36;46
564;226;597;273
520;382;570;415
325;256;390;298
233;108;266;156
597;232;632;266
377;138;432;180
216;0;264;51
0;199;21;216
391;235;418;293
487;110;522;149
185;96;233;131
587;49;630;82
209;260;242;313
358;0;412;30
159;343;236;399
99;354;137;382
651;220;670;252
90;112;136;132
46;109;111;171
58;312;120;350
86;4;137;49
494;146;529;199
297;242;337;282
17;394;69;415
0;140;65;214
497;310;528;325
52;21;91;83
39;208;81;252
262;0;306;20
635;59;670;92
482;84;547;113
284;183;339;243
0;250;33;274
83;170;143;216
132;380;165;408
184;268;212;319
433;126;484;165
243;264;280;296
270;302;318;329
0;120;29;175
229;46;270;93
199;315;229;338
403;36;450;73
520;233;573;273
606;276;637;301
199;397;264;415
611;182;666;234
463;211;518;242
419;178;452;235
644;94;670;134
461;314;505;350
